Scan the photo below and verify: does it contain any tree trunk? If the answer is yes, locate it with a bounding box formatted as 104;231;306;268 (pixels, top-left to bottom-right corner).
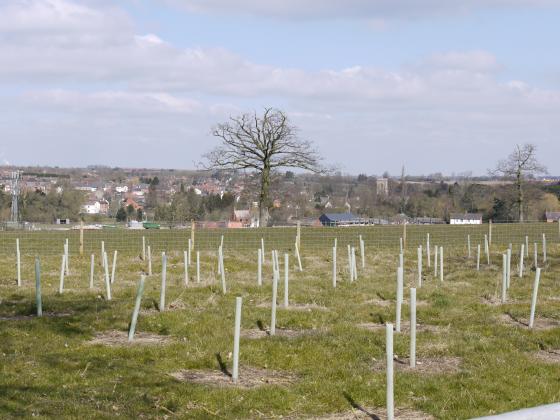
517;169;524;222
259;166;271;227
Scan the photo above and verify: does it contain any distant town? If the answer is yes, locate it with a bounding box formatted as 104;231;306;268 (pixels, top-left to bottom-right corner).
1;165;559;229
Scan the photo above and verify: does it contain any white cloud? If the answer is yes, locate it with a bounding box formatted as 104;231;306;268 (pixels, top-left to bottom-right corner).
0;0;559;173
160;0;560;20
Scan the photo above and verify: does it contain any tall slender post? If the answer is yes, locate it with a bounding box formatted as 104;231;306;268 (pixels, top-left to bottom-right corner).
270;268;278;336
184;251;189;285
542;233;547;263
501;254;507;303
79;221;84;256
417;246;422;287
347;245;352;279
104;251;111;301
467;234;471;258
396;267;403;333
506;248;511;289
434;245;438;277
399;237;403;254
476;244;481;271
220;248;226;294
296;221;301;250
360;236;365;269
59;254;66;294
386;323;394;420
35;258;42;317
111;250;118;284
64;238;69;275
529;268;541;329
89;254;95;289
351;247;357;281
217;246;222;275
525;235;529;257
232;296;242;383
410;288;416;368
142;236;146;261
403;223;407;249
284;253;289;307
261;238;265;265
534;242;538;268
519;244;525;278
439;246;444;282
257;249;262;286
191;220;195;249
332;246;337;288
101;240;105;268
160;252;167;311
426;233;431;268
188;239;192;265
295;242;303;272
16;238;21;287
196;251;201;283
399;252;403;270
147;245;152;276
489;220;493;246
128;275;146;341
484;235;490;265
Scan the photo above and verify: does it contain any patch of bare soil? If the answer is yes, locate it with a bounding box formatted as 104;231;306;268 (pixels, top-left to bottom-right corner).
241;327;321;339
0;312;71;321
307;407;433;419
256;302;328;311
357;322;445;334
482;295;502;306
87;330;171;346
362;299;392;307
372;356;462;375
534;349;560;364
500;313;560;330
170;366;297;388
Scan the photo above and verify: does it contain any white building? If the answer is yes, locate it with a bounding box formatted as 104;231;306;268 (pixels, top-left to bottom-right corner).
116;186;129;193
82;201;101;214
449;213;483;225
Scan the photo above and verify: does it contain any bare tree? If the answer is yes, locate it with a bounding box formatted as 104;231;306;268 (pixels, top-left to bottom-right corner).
204;108;323;226
492;144;547;221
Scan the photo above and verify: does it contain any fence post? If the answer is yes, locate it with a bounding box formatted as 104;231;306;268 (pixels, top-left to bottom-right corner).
533;242;538;268
426;233;431;268
232;296;242;383
417;245;422;287
64;238;69;275
333;246;337;288
220;248;226;295
104;252;111;301
160;252;167;311
35;258;42;317
196;251;201;283
128;275;146;341
360;235;365;269
184;251;189;285
501;254;507;303
396;267;403;332
79;221;84;256
439;246;444;282
476;244;481;271
148;245;152;276
403;222;407;249
529;268;541;329
489;220;493;246
542;233;547;263
284;253;289;307
386;323;394;420
434;245;438;277
111;250;118;284
410;288;416;368
16;238;21;287
506;248;511;289
101;240;105;268
257;249;262;286
59;254;65;294
467;234;471;258
519;244;524;278
191;220;195;249
270;265;278;336
90;254;95;289
142;236;146;261
295;242;303;272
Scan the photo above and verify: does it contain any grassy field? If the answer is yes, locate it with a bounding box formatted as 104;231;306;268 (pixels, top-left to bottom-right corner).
0;227;560;419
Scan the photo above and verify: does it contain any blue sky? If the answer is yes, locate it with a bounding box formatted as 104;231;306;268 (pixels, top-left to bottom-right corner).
1;0;559;175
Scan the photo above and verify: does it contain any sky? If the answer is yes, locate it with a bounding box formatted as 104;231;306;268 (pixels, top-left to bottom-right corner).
0;0;559;175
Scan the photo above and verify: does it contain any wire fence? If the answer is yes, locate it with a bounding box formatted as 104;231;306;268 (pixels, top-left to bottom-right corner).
0;222;558;256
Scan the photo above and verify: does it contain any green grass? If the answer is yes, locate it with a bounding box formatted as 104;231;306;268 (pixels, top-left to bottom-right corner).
0;228;560;419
